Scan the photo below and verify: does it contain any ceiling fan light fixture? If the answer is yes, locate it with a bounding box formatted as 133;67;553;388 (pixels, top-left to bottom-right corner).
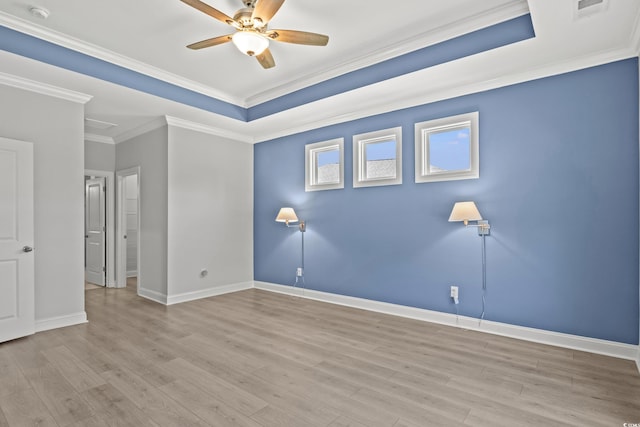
232;31;268;56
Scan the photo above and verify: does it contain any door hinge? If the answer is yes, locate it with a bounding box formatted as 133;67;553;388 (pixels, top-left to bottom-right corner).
102;266;106;273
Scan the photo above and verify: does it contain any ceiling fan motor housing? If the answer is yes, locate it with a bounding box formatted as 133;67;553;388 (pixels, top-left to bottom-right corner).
234;8;258;28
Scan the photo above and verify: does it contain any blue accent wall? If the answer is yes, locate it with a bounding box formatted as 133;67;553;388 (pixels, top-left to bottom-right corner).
254;58;640;345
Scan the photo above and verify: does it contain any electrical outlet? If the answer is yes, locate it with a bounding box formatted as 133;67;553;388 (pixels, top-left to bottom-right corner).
450;285;459;299
296;267;303;277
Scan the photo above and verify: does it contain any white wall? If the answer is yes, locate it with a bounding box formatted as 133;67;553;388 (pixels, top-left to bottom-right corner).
0;84;86;325
166;125;253;302
85;140;115;171
115;126;168;300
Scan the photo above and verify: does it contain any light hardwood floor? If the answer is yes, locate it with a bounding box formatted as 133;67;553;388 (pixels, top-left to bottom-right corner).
0;285;639;426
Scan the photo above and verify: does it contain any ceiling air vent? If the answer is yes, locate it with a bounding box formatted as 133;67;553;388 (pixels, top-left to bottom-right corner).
85;118;118;131
578;0;603;10
575;0;608;19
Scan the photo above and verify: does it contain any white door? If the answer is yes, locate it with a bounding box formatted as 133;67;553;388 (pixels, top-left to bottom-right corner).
0;137;34;343
85;178;105;286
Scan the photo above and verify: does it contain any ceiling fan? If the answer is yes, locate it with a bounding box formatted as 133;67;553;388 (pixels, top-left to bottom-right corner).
180;0;329;69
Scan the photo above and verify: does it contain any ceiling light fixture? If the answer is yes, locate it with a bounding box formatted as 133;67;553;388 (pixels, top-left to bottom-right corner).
28;6;49;19
232;31;269;57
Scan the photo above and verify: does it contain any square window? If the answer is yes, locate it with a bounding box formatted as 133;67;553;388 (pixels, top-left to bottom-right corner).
415;112;479;183
316;149;340;184
353;127;402;188
305;138;344;192
365;139;396;179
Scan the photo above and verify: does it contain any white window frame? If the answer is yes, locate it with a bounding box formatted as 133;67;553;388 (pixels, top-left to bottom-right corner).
305;138;344;192
415;112;479;183
353;127;402;188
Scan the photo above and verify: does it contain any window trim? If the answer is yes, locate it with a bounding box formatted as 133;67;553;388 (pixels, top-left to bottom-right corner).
353;126;402;188
305;138;344;192
414;112;479;183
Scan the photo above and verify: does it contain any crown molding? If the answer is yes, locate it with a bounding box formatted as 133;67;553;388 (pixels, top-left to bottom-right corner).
245;1;530;106
114;117;167;144
84;133;115;144
165;116;254;144
254;45;634;143
0;70;92;103
0;11;243;107
630;8;640;55
114;115;254;144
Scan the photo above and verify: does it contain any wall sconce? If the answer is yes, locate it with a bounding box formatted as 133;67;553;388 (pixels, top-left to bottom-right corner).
275;207;306;289
448;200;490;323
275;207;306;232
448;201;490;236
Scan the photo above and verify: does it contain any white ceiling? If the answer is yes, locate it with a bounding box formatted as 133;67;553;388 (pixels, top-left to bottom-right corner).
0;0;639;143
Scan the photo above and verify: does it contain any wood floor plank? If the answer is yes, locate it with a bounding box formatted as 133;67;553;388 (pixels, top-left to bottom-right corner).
22;363;94;426
158;379;263;427
159;357;268;416
234;373;341;426
81;383;158;427
350;386;466;427
41;345;106;392
101;367;210;427
1;286;639;426
0;388;58;427
0;351;31;398
250;405;319;427
328;415;370;427
0;407;9;427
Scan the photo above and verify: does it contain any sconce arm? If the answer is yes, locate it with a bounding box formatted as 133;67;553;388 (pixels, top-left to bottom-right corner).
465;219;490;236
285;220;306;232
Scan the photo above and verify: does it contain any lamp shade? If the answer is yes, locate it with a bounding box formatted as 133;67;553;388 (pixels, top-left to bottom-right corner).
449;201;483;223
275;207;298;223
232;31;269;56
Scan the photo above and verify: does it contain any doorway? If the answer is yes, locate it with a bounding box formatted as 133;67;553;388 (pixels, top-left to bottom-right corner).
85;177;105;286
84;169;115;287
116;167;140;293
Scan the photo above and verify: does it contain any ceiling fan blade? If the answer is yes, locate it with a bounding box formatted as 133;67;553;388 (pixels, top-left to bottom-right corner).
187;34;233;49
180;0;236;26
266;29;329;46
256;48;276;69
252;0;284;24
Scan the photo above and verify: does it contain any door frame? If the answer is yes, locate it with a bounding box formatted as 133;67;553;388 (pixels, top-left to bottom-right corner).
84;169;115;287
116;167;141;292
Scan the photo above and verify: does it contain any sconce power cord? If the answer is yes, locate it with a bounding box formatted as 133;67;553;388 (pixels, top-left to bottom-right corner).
479;233;487;325
293;228;306;296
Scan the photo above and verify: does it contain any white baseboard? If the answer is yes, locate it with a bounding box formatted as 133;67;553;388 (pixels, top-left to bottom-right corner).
138;287;168;305
35;311;87;333
166;281;253;305
636;346;640;373
253;281;639;362
127;271;137;278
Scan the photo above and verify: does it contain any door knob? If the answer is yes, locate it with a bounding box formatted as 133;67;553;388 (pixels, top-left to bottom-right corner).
22;246;33;253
